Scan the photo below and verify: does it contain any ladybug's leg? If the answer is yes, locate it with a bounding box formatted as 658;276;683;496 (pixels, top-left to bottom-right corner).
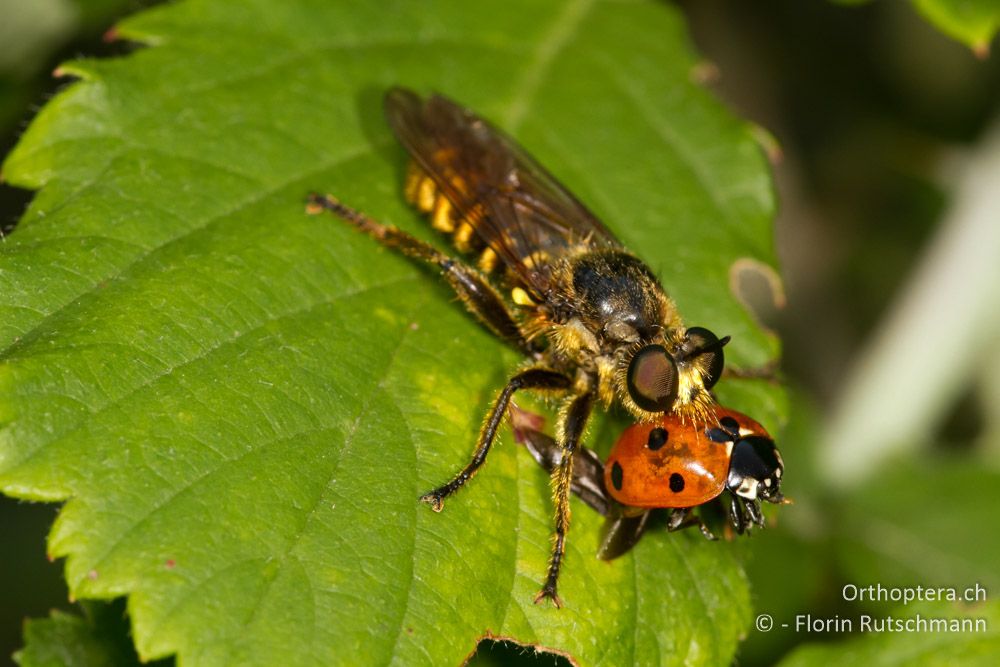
729;493;749;534
418;368;571;510
307;194;535;355
744;498;764;528
535;390;596;608
667;508;717;541
666;508;689;531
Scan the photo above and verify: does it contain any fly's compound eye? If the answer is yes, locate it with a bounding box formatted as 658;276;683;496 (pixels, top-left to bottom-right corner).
626;344;679;412
681;327;729;389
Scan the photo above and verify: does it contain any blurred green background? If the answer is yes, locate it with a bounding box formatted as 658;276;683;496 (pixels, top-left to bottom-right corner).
2;0;998;664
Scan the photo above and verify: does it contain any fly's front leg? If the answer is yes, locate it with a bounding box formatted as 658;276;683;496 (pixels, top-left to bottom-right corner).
307;194;534;355
535;390;595;608
511;404;610;517
418;368;571;511
512;405;651;562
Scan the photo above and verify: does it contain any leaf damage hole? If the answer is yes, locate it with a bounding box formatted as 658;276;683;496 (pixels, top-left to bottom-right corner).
465;635;577;667
0;180;31;236
729;257;785;333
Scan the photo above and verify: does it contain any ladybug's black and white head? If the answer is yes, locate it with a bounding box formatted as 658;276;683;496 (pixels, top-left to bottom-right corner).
726;435;784;503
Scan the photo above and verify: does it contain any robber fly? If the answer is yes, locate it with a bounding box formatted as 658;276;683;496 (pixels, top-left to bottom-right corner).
307;88;730;607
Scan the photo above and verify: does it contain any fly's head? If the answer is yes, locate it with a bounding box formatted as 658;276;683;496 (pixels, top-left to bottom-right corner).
616;326;730;421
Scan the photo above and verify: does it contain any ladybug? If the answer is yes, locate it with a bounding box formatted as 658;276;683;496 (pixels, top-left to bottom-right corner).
514;404;785;559
604;406;785;537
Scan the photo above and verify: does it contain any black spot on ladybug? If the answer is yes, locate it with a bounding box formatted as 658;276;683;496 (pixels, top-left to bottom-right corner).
647;427;668;450
669;472;685;493
720;416;739;433
611;461;624;491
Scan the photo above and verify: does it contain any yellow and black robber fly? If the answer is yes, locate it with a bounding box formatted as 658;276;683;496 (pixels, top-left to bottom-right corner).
307;88;731;607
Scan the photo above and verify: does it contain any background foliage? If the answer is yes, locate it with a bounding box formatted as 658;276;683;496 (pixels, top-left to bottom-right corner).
2;0;1000;666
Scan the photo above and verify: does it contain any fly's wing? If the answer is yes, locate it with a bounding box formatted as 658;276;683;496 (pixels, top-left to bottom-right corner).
385;87;622;297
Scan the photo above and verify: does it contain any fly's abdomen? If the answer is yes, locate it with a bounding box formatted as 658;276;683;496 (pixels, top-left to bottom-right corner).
403;162;500;273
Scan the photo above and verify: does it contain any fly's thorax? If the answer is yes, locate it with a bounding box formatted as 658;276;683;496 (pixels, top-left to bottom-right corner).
567;250;671;346
543;249;665;364
594;354;620;408
552;317;601;360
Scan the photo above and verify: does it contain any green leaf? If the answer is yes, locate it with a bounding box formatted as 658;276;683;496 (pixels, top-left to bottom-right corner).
14;601;149;667
911;0;1000;54
777;600;1000;667
0;0;781;664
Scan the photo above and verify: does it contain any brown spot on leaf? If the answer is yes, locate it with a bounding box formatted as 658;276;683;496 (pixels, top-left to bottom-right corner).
690;60;720;85
729;257;785;332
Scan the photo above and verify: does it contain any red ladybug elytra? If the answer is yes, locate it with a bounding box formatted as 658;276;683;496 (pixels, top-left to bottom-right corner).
604;406;784;535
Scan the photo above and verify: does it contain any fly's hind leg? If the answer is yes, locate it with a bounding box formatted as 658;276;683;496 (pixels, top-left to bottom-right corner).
418;368;571;511
307;194;534;355
535;390;595;608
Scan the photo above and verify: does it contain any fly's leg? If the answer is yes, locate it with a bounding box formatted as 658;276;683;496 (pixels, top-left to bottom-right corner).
512;404;651;562
667;507;717;541
418;368;572;511
535;390;595;608
307;194;534;355
511;405;610;517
